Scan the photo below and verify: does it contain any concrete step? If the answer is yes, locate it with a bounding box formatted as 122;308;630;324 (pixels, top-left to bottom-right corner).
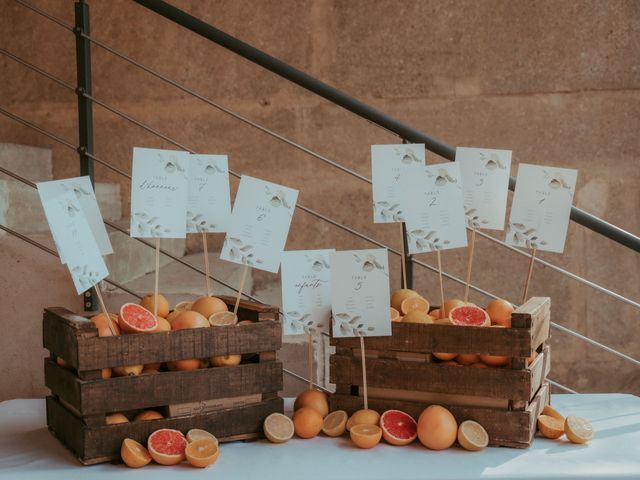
0;143;53;182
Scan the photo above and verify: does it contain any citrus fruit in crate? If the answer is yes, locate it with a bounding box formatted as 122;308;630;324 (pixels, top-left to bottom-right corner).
391;288;420;311
442;360;462;366
121;438;152;468
449;305;490;327
174;300;193;312
390;307;401;322
564;416;594;444
402;310;434;324
322;410;348;437
380;410;417;446
442;298;465;317
350;424;382;449
264;412;295;443
185;439;219;468
191;296;228;319
294;389;329;417
167;358;201;371
293;407;323;438
119;303;158;333
171;310;209;330
91;312;120;336
417;405;457;450
140;293;170;318
187;429;218;445
400;296;429;315
457;420;489;451
209;311;238;326
133;410;163;422
456;353;479;365
470;362;489;369
153;317;171;332
105;413;128;424
147;428;187;465
537;415;564;439
113;364;144;376
433;352;457;361
486;299;514;328
346;408;380;431
210;354;242;367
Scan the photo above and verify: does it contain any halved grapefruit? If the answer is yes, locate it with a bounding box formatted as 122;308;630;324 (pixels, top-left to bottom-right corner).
147;428;187;465
449;305;490;327
119;303;158;334
380;410;417;446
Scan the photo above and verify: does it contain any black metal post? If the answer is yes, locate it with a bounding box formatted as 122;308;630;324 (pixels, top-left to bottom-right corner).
75;0;96;311
402;222;413;289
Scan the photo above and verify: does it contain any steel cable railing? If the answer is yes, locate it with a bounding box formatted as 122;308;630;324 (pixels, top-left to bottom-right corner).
1;54;639;370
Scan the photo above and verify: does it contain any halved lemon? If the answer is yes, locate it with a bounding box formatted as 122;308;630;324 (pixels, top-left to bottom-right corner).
322;410;348;437
209;311;238;327
564;415;594;444
264;412;294;443
186;429;218;445
457;420;489;451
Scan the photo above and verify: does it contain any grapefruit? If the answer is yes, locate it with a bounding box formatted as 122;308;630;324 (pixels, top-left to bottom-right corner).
147;428;187;465
322;410;348;437
185;439;219;468
294;389;329;417
442;299;466;317
346;409;380;431
105;413;128;425
167;358;201;371
449;305;490;327
380;410;417;446
429;308;441;319
119;303;158;334
293;407;323;438
402;310;433;324
210;355;242;367
400;296;429;315
391;289;420;312
186;429;218;445
457;420;489;451
417;405;457;450
171;310;209;330
263;412;295;443
537;415;564;439
350;424;382;449
209;311;238;327
140;293;169;318
470;362;489;369
433;352;457;361
153;317;171;332
174;300;193;312
166;310;182;324
486;299;514;328
113;364;144;376
121;438;152;468
191;296;228;320
91;313;120;336
133;410;163;422
456;353;479;365
564;416;594;444
442;360;462;366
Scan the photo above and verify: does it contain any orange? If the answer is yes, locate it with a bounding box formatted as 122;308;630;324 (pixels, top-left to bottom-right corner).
350;424;382;449
457;420;489;451
346;409;380;431
537;415;564;439
166;310;182;324
542;404;565;422
470;362;489;369
121;438;151;468
167;358;201;371
153;317;171;332
400;296;430;315
402;311;433;324
390;307;401;323
456;353;479;365
191;296;229;320
391;289;421;312
113;364;144;376
133;410;163;422
210;354;242;367
441;360;462;366
294;389;329;417
442;299;465;317
486;299;514;328
432;352;457;361
263;412;295;443
186;429;218;445
429;308;441;319
140;293;170;318
171;310;209;330
322;410;348;437
91;313;120;336
143;362;161;372
185;439;219;468
209;311;238;326
105;413;128;425
564;416;594;444
293;407;323;438
417;405;457;450
479;353;510;367
101;368;112;379
174;300;193;312
238;320;254;326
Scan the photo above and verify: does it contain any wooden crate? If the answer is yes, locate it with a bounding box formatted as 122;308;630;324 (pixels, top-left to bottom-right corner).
43;296;283;465
330;297;551;448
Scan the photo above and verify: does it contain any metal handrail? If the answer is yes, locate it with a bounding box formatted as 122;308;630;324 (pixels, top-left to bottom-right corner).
133;0;640;253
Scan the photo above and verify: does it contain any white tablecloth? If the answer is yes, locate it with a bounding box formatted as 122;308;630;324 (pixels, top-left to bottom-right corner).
0;394;639;480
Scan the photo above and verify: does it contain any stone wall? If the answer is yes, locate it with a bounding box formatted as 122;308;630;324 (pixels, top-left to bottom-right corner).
0;0;638;398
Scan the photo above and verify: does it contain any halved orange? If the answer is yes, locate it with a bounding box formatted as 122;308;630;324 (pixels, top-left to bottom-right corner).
121;438;151;468
542;404;565;422
400;296;430;315
322;410;348;437
264;412;294;443
537;415;564;439
350;424;382;449
185;439;219;468
564;416;594;444
209;311;238;327
390;307;401;323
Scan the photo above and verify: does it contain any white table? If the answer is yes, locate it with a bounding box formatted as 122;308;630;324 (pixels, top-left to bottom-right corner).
1;394;639;480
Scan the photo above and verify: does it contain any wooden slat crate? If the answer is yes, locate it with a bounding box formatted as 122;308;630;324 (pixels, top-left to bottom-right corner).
43;296;283;465
330;297;551;448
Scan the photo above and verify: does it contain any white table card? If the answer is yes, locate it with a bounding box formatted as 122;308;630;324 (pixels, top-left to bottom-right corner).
187;154;231;233
36;176;113;263
403;162;468;254
506;164;578;253
281;249;334;336
330;249;391;338
40;190;108;295
130;147;190;238
371;144;425;223
457;147;512;230
220;175;299;273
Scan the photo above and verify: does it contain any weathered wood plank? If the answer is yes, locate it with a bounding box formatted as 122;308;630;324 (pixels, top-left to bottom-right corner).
47;395;283;465
46;359;282;416
331;355;535;402
217;295;280;315
512;297;550;329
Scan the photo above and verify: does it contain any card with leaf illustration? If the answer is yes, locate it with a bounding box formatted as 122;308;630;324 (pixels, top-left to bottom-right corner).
457;147;512;231
130;147;190;239
506;163;578;253
330;249;391;338
371;144;426;223
187;154;231;233
39;190;108;295
281;249;334;336
220;175;299;273
37;176;113;264
402;162;468;254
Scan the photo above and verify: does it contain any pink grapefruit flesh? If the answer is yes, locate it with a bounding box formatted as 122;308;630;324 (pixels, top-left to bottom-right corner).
380;409;417;446
119;303;158;334
147;428;187;465
449;305;490;327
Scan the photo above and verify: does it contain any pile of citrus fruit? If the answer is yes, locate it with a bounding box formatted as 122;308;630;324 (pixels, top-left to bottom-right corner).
121;428;219;468
262;389;491;452
537;405;594;444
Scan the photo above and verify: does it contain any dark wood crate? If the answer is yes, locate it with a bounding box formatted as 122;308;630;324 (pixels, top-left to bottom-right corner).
330;297;551;448
43;296;283;464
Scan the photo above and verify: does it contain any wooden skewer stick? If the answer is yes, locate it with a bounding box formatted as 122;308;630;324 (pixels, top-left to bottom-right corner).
400;223;407;289
436;249;446;319
360;335;368;410
94;284;117;336
154;238;160;318
202;231;211;297
307;332;313;390
522;247;537;303
233;264;250;317
463;228;476;303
